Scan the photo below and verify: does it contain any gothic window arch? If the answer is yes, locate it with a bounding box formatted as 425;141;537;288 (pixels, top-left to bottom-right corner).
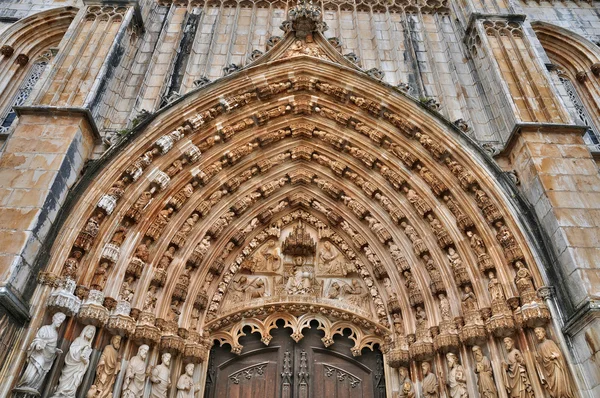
0;50;53;135
532;21;600;153
557;73;600;151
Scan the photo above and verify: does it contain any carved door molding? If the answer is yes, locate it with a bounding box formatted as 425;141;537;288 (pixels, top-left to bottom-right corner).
204;325;385;398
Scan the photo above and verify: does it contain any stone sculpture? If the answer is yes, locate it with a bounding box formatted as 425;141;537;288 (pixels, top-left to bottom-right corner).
473;345;498;398
534;327;574;398
445;352;468;398
122;344;149;398
150;352;172;398
399;366;415;398
14;312;66;394
51;325;96;398
90;335;121;398
501;337;534;398
421;362;439;398
176;363;200;398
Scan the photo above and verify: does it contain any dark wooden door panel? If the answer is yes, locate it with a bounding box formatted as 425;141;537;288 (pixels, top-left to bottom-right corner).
205;326;385;398
217;360;278;398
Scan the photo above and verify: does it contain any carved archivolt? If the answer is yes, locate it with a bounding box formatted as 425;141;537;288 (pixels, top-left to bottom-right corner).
38;55;551;367
210;311;384;357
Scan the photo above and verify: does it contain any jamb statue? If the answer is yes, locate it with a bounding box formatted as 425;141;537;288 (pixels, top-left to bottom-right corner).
14;312;66;395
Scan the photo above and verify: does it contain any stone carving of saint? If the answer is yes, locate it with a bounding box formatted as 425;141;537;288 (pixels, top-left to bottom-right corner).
392;312;404;335
342;279;368;308
445;353;468;398
90;335;121;398
399;366;415;398
259;240;280;272
150;353;172;398
327;282;341;299
61;250;83;279
501;337;534;398
133;239;151;263
534;327;574;398
15;312;66;394
51;325;96;398
438;293;452;321
119;276;135;302
122;344;149;398
319;241;346;275
473;345;498;398
421;362;439;398
91;262;110;290
461;285;478;312
285;256;316;295
176;363;201;398
143;285;158;312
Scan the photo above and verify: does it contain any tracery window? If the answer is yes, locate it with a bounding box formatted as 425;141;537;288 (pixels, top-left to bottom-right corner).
0;51;52;135
558;75;600;152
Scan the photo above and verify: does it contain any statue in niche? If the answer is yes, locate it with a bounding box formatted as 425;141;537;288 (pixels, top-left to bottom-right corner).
122;345;149;398
461;285;478;312
91;262;110;290
438;293;452;321
285;256;317;295
399;366;415;398
487;271;504;301
473;345;498;398
421;362;439;398
502;337;534;398
318;241;346;275
15;312;66;394
110;222;129;246
327;282;341;299
392;313;404;335
176;363;201;398
127;191;152;221
143;285;158;312
150;353;171;398
534;327;575;398
258;240;281;272
147;208;174;239
467;230;487;256
169;299;182;323
61;250;83;279
383;278;396;299
513;261;537;302
445;352;468;398
403;187;430;216
133;239;151;262
342;279;368;308
51;325;96;398
166;159;184;178
89;335;121;398
157;246;176;270
119;276;135;302
179;214;200;235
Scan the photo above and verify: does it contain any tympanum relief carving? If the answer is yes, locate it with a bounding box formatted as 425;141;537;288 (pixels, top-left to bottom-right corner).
220;222;375;318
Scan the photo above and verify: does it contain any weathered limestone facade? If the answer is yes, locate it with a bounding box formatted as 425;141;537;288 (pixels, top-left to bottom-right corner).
0;0;599;397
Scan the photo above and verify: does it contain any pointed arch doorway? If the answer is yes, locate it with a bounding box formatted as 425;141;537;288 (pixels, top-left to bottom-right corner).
204;323;386;398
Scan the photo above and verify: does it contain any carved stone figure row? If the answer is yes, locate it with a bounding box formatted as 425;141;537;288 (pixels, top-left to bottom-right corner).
396;333;573;398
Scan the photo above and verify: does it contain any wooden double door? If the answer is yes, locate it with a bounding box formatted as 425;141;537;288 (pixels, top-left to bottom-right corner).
204;325;386;398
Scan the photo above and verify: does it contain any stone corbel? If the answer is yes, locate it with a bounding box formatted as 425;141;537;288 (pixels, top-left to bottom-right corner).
0;44;14;57
15;54;29;66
